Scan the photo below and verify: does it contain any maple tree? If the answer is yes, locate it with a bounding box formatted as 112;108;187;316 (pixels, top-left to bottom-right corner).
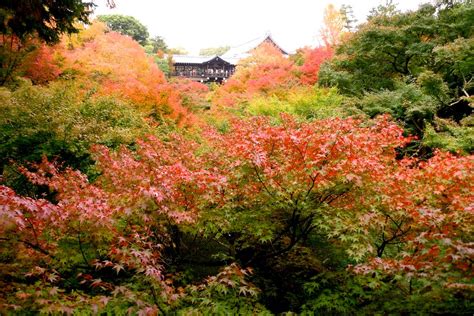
301;150;473;314
245;86;348;120
1;0;473;314
212;41;336;116
19;43;62;84
0;0;110;85
351;150;473;281
168;78;210;111
299;46;334;85
17;22;203;126
0;129;251;312
2;112;471;313
319;4;348;47
212;42;300;109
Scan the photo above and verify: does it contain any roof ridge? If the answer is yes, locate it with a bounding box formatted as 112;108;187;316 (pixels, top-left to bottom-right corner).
230;34;266;49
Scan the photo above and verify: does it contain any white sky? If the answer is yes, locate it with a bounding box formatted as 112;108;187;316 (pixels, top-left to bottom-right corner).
93;0;429;54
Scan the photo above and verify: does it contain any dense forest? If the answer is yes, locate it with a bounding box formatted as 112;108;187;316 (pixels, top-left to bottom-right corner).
0;0;473;314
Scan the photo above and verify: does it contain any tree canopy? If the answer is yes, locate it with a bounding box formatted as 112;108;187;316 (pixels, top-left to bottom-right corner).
0;0;94;43
97;14;149;45
199;46;230;56
146;35;168;53
320;0;473;152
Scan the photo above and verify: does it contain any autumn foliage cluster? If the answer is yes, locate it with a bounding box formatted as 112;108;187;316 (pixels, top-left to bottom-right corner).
212;42;334;110
1;115;473;313
19;22;208;126
1;1;473;314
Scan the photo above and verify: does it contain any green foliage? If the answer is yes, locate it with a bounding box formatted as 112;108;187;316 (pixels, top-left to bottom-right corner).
368;0;400;19
352;83;438;136
417;70;450;104
321;0;474;100
154;55;171;76
147;35;168;53
0;40;37;86
320;0;474;153
424;117;474;152
246;87;355;120
301;271;474;315
340;4;357;32
199;46;231;56
97;14;149;45
172;264;270;315
318;62;359;95
3;276;166;314
167;47;189;55
0;80;152;172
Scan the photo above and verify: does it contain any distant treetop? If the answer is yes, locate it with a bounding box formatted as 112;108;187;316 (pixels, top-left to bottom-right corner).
97;14;149;45
199;46;231;56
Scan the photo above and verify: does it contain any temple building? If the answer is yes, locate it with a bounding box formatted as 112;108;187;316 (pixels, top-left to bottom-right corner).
171;34;288;83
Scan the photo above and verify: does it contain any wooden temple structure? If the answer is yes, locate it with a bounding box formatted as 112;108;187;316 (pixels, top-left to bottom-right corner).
172;55;235;83
171;34;288;83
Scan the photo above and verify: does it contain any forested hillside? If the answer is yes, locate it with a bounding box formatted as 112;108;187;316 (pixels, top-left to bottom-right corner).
0;0;472;314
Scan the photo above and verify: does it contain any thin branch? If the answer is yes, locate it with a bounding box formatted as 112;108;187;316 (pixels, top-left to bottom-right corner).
77;222;91;267
0;237;54;258
250;162;276;200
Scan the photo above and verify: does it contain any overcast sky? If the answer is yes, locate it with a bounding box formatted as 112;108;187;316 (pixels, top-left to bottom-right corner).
93;0;430;54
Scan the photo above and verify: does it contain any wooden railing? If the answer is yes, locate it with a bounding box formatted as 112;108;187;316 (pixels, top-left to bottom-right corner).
172;69;234;79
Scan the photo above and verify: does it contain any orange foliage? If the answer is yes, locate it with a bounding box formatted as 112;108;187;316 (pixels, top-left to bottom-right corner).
62;31;169;103
19;22;200;126
20;43;62;84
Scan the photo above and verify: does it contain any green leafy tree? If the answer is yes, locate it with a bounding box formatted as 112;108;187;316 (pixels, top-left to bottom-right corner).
349;82;439;137
172;264;269;314
246;87;353;120
321;1;473;98
340;4;357;32
97;14;149;45
199;46;230;56
153;55;170;76
167;47;189;55
0;80;152;176
320;0;473;153
368;0;400;19
148;35;168;53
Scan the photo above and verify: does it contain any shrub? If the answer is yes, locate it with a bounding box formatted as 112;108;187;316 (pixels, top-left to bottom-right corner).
0;80;152;173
